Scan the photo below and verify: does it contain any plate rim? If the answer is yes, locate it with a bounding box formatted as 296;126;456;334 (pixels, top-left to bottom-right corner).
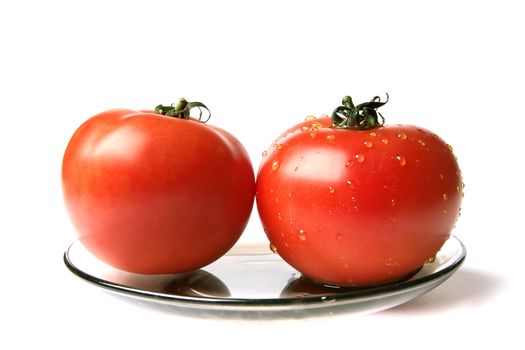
63;235;466;310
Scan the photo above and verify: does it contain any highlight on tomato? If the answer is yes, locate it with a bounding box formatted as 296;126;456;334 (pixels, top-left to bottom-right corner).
256;94;463;287
62;98;255;274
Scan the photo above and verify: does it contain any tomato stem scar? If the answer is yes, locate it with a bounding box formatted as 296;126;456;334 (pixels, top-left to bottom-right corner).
154;98;211;123
331;93;388;130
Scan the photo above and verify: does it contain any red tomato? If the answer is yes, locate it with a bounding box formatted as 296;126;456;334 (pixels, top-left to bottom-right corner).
62;99;255;274
256;95;463;286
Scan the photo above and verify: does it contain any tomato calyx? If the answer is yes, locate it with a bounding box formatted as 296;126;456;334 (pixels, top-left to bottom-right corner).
331;93;389;130
154;98;211;123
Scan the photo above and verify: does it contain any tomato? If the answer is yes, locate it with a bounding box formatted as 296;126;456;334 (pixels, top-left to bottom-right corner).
62;98;255;274
256;95;463;286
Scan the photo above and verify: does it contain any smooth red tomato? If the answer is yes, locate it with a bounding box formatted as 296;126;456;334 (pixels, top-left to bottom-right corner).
62;99;255;274
256;95;463;286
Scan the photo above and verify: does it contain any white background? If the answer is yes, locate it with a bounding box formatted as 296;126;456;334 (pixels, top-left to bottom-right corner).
1;0;524;348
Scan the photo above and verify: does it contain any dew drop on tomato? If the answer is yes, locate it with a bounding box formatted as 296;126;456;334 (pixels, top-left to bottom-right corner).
426;255;436;263
395;155;406;166
355;153;365;163
311;121;323;130
397;132;407;140
298;229;307;241
271;160;280;172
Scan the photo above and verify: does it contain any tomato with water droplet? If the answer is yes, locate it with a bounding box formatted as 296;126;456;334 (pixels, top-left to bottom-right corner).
256;95;463;286
62;98;255;274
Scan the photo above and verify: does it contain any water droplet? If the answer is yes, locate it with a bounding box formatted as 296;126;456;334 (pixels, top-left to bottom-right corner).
328;186;335;194
326;134;336;141
277;212;282;221
300;125;310;132
345;160;354;168
443;193;448;201
418;140;426;146
426;255;436;264
310;121;323;131
355;153;365;163
269;243;278;253
271;160;280;172
346;180;353;185
381;139;389;145
298;229;306;241
336;233;342;240
390;198;396;206
442;209;448;214
447;144;454;152
304;115;316;121
395;155;406;166
397;132;407;140
261;150;268;157
385;258;399;267
275;143;283;150
439;173;444;180
369;132;377;137
309;132;317;138
363;140;373;148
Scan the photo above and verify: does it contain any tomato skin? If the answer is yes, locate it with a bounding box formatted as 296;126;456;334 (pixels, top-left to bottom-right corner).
62;109;255;274
256;116;462;286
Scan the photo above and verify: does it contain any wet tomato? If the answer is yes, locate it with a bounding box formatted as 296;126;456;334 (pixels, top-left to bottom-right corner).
62;99;255;274
256;95;463;286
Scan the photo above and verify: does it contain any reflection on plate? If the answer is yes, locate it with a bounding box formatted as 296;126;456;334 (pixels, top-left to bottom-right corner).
63;235;465;316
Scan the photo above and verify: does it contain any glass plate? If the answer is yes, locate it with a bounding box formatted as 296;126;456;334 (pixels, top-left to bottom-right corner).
63;235;465;315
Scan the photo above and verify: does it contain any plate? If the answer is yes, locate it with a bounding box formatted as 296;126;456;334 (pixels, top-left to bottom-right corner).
63;235;465;316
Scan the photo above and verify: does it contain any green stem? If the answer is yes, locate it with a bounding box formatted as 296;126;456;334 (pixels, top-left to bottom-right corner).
154;98;211;123
331;93;389;130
